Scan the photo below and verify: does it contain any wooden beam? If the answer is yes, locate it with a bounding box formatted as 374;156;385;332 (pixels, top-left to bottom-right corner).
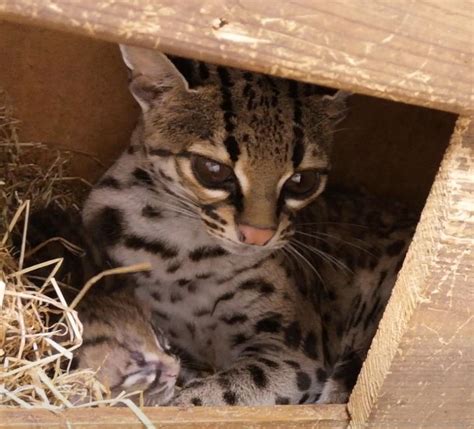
0;0;472;114
348;116;474;428
0;404;348;428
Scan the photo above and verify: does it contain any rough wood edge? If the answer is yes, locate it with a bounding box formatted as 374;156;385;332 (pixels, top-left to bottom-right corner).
0;0;472;115
0;404;349;428
347;115;472;427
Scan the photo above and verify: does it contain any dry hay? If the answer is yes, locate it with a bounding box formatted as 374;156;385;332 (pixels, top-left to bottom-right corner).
0;91;155;427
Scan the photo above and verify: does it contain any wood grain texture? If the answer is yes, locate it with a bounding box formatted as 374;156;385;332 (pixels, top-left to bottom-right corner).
0;404;348;428
0;0;472;114
348;116;474;428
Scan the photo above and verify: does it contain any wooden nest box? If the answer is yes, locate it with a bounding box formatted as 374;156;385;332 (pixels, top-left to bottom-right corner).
0;1;472;427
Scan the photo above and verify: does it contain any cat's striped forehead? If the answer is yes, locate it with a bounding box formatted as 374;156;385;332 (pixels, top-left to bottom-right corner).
168;56;337;168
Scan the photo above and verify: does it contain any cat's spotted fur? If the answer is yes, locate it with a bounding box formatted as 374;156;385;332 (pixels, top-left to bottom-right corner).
23;209;180;405
80;45;415;406
74;289;179;405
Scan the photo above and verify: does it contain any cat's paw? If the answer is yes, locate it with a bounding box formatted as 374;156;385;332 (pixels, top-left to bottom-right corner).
143;367;180;406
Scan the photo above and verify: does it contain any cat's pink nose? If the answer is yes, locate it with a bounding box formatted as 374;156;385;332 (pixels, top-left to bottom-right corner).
238;225;275;246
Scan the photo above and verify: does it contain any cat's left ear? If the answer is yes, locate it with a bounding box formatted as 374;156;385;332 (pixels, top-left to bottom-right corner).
322;90;351;124
120;44;191;112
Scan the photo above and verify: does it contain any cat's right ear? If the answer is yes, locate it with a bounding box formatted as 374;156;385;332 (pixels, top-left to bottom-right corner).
120;44;190;112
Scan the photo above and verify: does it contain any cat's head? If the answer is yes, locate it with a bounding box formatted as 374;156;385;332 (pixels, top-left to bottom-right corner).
120;45;348;255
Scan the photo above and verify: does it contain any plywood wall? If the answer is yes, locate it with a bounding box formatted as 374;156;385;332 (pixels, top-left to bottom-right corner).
0;21;138;182
0;21;456;212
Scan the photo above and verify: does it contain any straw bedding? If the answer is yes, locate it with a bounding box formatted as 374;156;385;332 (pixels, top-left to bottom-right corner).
0;92;155;424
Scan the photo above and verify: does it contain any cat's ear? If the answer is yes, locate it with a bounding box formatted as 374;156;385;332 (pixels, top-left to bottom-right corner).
120;44;190;112
322;90;351;124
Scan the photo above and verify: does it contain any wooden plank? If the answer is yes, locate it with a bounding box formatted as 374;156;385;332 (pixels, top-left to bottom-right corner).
348;116;474;428
0;0;472;114
0;404;348;428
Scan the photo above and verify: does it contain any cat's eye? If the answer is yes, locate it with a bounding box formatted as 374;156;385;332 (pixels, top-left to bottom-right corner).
283;170;321;197
191;155;234;187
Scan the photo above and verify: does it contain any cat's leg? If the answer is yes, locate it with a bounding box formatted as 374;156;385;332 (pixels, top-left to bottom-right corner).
169;341;326;406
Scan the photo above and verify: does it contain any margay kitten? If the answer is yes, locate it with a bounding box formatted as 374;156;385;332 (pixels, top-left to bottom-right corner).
80;44;415;406
74;289;179;405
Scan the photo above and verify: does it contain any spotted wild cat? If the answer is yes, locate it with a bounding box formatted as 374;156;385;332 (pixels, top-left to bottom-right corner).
81;44;415;406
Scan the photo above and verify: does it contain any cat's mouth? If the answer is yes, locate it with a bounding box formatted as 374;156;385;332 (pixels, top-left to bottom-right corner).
202;220;290;256
213;233;286;256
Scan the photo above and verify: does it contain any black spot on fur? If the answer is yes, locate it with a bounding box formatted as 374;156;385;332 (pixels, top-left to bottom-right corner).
284;321;302;349
132;168;154;185
158;168;173;182
364;296;382;331
217;66;233;87
226;181;244;213
296;371;311;391
212;291;235;314
298;393;309;404
223;390;238;405
90;206;124;246
255;313;282;334
203;207;228;225
151;291;161;302
292;142;305;168
191;397;202;406
217;375;231;389
177;278;191;286
196;272;213;279
316;368;328;383
247;364;268;389
186;322;196;338
189;246;228;261
303;331;319;360
124;235;178;259
170;291;183;303
97;176;121;189
239;278;275;295
231;333;249;347
167;261;181;273
149;148;173;157
242;345;262;355
142;205;162;218
257;357;279;369
224;135;241;162
203;219;224;232
284;360;300;369
321;326;330;365
275;396;290;405
152;309;170;321
220;314;248;325
82;335;111;348
193;308;211;317
333;351;363;391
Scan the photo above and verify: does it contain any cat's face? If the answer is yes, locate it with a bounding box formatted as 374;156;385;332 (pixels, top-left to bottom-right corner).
121;45;347;256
